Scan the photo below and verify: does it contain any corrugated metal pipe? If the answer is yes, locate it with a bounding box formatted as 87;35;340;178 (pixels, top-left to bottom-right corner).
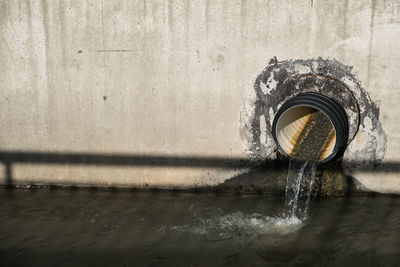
272;92;349;163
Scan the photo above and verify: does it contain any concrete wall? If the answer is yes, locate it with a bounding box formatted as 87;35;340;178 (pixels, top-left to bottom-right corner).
1;0;399;193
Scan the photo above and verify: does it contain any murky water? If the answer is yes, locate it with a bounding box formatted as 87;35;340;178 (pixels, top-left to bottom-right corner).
0;188;399;266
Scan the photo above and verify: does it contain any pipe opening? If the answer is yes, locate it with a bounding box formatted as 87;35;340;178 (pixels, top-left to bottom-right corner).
272;92;349;163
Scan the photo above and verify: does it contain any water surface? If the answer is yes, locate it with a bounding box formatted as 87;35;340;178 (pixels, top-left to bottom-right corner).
0;188;399;266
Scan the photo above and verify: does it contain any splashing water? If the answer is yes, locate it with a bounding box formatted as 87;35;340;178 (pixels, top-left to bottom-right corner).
161;211;303;240
164;161;319;238
284;159;318;221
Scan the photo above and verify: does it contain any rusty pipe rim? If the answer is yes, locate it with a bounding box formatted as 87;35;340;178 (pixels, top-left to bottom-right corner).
272;92;349;163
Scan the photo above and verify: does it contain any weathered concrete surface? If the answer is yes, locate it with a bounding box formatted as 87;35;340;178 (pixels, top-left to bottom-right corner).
1;0;400;193
241;58;387;194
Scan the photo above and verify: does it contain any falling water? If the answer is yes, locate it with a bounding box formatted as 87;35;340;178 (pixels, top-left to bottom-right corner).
282;109;335;221
283;160;318;220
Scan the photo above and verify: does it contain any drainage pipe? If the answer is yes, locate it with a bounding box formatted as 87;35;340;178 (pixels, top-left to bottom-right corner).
272;92;349;163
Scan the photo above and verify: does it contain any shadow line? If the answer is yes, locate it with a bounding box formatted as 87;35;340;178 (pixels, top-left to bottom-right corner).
0;151;255;168
5;161;12;185
0;151;399;171
0;150;399;191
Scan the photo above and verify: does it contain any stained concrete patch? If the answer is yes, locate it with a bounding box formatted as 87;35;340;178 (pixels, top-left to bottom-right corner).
239;58;387;192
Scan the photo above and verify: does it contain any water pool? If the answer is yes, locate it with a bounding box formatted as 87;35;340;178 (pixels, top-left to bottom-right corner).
0;188;399;266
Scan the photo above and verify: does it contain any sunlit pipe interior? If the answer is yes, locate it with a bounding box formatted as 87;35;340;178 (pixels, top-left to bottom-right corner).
272;92;349;163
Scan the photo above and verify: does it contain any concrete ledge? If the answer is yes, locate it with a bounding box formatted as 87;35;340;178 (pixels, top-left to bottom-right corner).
1;150;395;196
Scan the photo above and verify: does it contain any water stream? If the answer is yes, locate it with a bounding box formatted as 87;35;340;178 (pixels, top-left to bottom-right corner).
282;109;334;221
283;160;318;221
